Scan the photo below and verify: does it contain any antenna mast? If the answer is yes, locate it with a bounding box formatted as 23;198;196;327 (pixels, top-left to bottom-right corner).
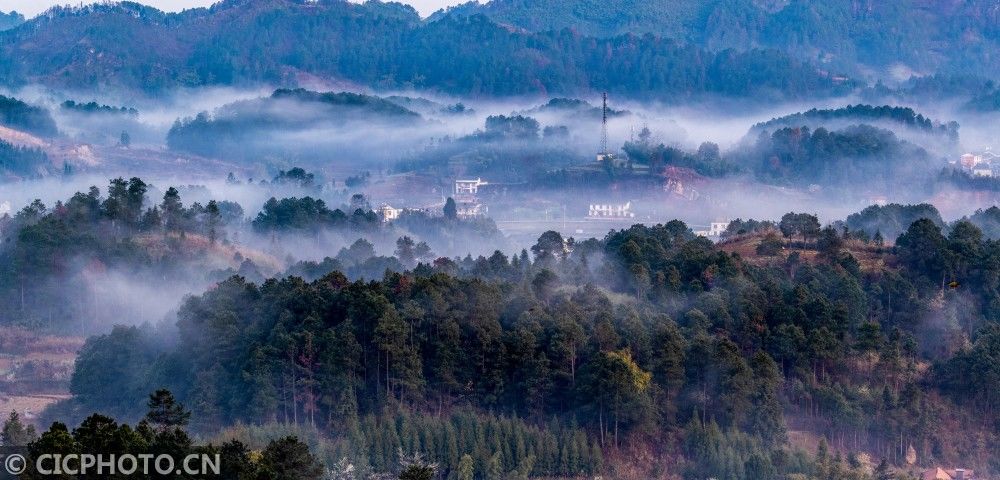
600;92;609;155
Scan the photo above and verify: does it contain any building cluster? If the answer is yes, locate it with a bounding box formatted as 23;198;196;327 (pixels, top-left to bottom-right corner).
453;178;489;218
955;152;1000;178
371;178;495;223
588;201;635;219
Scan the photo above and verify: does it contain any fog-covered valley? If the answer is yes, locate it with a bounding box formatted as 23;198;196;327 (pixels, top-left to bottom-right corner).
3;1;1000;478
3;78;1000;332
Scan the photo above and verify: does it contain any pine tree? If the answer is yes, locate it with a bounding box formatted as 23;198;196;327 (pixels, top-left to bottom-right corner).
124;177;147;227
589;441;603;475
398;449;436;480
189;363;224;432
443;197;458;220
145;389;191;432
375;306;424;403
206;199;221;244
746;351;786;445
486;452;503;480
457;454;475;480
161;186;184;233
259;436;325;480
1;410;37;446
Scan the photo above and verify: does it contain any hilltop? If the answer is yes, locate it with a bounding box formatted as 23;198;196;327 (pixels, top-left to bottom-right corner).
0;0;844;99
718;228;891;272
0;11;23;31
439;0;1000;77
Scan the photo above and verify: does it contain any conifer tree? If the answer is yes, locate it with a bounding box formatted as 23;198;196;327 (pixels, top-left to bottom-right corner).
145;389;191;431
1;410;36;446
457;454;474;480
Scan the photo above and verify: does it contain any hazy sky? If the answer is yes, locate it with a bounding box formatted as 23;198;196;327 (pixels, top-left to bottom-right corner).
4;0;468;18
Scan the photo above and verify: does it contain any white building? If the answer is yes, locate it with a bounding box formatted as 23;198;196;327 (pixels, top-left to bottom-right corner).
960;153;984;169
376;204;402;222
694;221;730;238
596;152;627;168
973;166;993;178
455;178;488;196
588;201;635;218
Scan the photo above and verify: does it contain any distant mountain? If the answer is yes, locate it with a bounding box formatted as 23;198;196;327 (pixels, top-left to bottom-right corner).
751;105;959;141
965;88;1000;112
0;0;847;100
438;0;1000;77
0;11;23;31
166;88;423;161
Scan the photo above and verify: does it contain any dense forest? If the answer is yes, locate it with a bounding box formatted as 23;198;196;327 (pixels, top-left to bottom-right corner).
60;100;139;116
0;1;847;99
394;113;584;182
735;124;934;189
623;132;736;178
0;140;49;178
844;204;945;242
0;176;504;328
11;194;995;477
0;94;58;137
4;390;333;480
1;2;999;478
3;171;1000;476
965;88;1000;113
751;105;959;143
0;10;22;31
439;0;1000;77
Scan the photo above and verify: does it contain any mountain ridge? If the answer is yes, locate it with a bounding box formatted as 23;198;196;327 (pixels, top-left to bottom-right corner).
0;0;848;100
435;0;1000;77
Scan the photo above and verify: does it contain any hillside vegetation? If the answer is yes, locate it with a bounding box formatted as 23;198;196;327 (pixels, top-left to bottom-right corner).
26;211;1000;477
443;0;1000;76
0;0;845;99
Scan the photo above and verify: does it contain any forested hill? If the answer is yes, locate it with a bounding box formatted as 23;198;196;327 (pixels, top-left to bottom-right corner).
0;0;845;99
166;88;424;160
56;215;1000;476
440;0;1000;77
0;11;23;31
750;105;959;141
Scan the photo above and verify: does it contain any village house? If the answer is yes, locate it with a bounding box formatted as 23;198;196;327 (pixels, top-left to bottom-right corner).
455;178;488;196
588;201;635;219
694;221;730;238
973;165;993;178
960;153;983;169
596;152;628;168
375;203;403;222
956;152;1000;178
